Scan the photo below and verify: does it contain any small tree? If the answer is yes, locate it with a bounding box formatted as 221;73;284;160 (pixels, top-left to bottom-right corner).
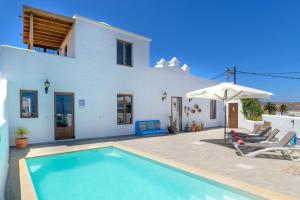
279;104;288;115
241;98;263;121
263;102;277;115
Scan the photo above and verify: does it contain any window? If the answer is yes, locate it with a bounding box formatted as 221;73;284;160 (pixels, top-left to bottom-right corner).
64;45;68;57
33;46;45;53
117;39;132;66
210;100;217;119
46;49;59;55
20;90;38;118
117;94;133;124
33;46;59;55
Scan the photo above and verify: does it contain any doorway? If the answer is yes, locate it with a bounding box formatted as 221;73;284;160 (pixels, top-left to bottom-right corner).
54;92;75;140
228;103;238;128
171;97;182;131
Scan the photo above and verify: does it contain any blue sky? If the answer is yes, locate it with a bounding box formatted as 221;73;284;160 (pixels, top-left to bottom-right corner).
1;0;300;102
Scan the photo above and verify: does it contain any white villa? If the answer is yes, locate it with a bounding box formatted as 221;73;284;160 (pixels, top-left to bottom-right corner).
0;6;225;145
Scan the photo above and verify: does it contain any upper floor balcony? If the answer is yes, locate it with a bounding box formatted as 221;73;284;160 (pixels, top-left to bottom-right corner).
22;6;75;57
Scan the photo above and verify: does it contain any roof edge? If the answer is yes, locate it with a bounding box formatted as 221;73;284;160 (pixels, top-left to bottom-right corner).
23;5;75;23
74;15;152;42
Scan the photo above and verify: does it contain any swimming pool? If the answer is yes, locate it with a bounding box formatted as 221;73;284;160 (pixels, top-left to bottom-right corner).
25;146;263;200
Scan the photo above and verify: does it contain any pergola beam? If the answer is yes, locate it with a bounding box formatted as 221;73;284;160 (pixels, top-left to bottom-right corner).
24;40;61;49
23;5;74;23
29;12;33;49
23;27;66;38
23;16;72;28
24;23;69;34
23;33;64;42
23;20;71;31
24;35;64;45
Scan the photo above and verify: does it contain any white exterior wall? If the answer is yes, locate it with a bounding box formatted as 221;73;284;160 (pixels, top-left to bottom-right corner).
262;115;300;139
0;79;9;200
75;17;149;68
1;16;224;145
59;25;76;58
237;100;299;139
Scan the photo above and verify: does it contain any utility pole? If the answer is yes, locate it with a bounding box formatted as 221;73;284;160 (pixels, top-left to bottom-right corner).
233;65;237;84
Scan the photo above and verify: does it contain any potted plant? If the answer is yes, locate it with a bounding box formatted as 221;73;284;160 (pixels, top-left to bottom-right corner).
191;120;196;132
168;115;177;134
185;122;192;132
15;127;30;149
196;123;200;131
200;122;204;131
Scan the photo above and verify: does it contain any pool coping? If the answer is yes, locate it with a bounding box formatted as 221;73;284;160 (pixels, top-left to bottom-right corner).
19;142;297;200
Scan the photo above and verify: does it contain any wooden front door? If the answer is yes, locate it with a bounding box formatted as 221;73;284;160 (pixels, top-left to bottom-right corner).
228;103;238;128
54;92;75;140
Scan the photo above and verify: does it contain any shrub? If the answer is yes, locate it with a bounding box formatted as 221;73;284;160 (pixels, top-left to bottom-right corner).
241;98;263;121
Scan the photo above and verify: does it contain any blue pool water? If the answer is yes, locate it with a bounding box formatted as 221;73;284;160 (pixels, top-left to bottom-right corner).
26;147;263;200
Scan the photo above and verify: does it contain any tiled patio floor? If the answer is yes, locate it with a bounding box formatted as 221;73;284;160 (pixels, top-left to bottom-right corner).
6;128;300;199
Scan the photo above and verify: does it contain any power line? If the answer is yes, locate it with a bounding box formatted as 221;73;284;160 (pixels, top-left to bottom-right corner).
210;68;300;82
236;70;300;80
253;71;300;75
210;71;226;80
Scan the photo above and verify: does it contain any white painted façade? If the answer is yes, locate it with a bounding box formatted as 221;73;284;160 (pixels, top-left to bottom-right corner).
0;6;224;145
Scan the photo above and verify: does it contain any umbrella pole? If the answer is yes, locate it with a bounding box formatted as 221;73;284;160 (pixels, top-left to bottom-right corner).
224;102;227;140
223;90;228;140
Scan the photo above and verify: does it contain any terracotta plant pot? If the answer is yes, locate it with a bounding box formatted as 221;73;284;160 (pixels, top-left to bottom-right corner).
15;138;28;149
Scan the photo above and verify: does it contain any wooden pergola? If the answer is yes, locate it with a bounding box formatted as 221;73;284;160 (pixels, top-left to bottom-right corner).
23;5;74;51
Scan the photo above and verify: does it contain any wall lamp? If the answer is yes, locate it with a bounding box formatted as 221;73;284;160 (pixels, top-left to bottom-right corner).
44;79;50;94
162;92;167;101
188;98;192;103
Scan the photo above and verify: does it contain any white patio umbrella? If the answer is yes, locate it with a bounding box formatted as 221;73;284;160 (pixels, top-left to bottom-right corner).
186;82;273;139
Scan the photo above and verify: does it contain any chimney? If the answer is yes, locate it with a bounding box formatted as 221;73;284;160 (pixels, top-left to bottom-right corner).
181;64;190;73
154;58;168;68
168;57;180;68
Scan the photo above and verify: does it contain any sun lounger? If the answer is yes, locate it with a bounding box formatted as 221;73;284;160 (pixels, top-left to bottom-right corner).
233;131;300;161
242;128;279;143
230;126;271;139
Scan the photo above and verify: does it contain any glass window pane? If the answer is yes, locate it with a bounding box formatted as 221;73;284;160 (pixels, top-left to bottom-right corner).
125;113;132;124
21;91;37;118
117;113;124;124
125;95;132;113
117;94;133;124
117;95;124;124
56;95;73;127
117;41;124;65
117;95;124;113
125;43;132;66
125;95;132;123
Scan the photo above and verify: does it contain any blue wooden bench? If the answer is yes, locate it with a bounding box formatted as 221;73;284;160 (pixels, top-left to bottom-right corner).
135;120;166;136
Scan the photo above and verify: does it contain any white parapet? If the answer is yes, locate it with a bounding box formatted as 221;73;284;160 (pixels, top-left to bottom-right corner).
155;57;191;74
154;58;168;68
181;64;190;73
168;57;180;68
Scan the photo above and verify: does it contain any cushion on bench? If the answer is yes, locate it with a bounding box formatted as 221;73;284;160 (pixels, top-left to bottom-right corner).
135;120;166;136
